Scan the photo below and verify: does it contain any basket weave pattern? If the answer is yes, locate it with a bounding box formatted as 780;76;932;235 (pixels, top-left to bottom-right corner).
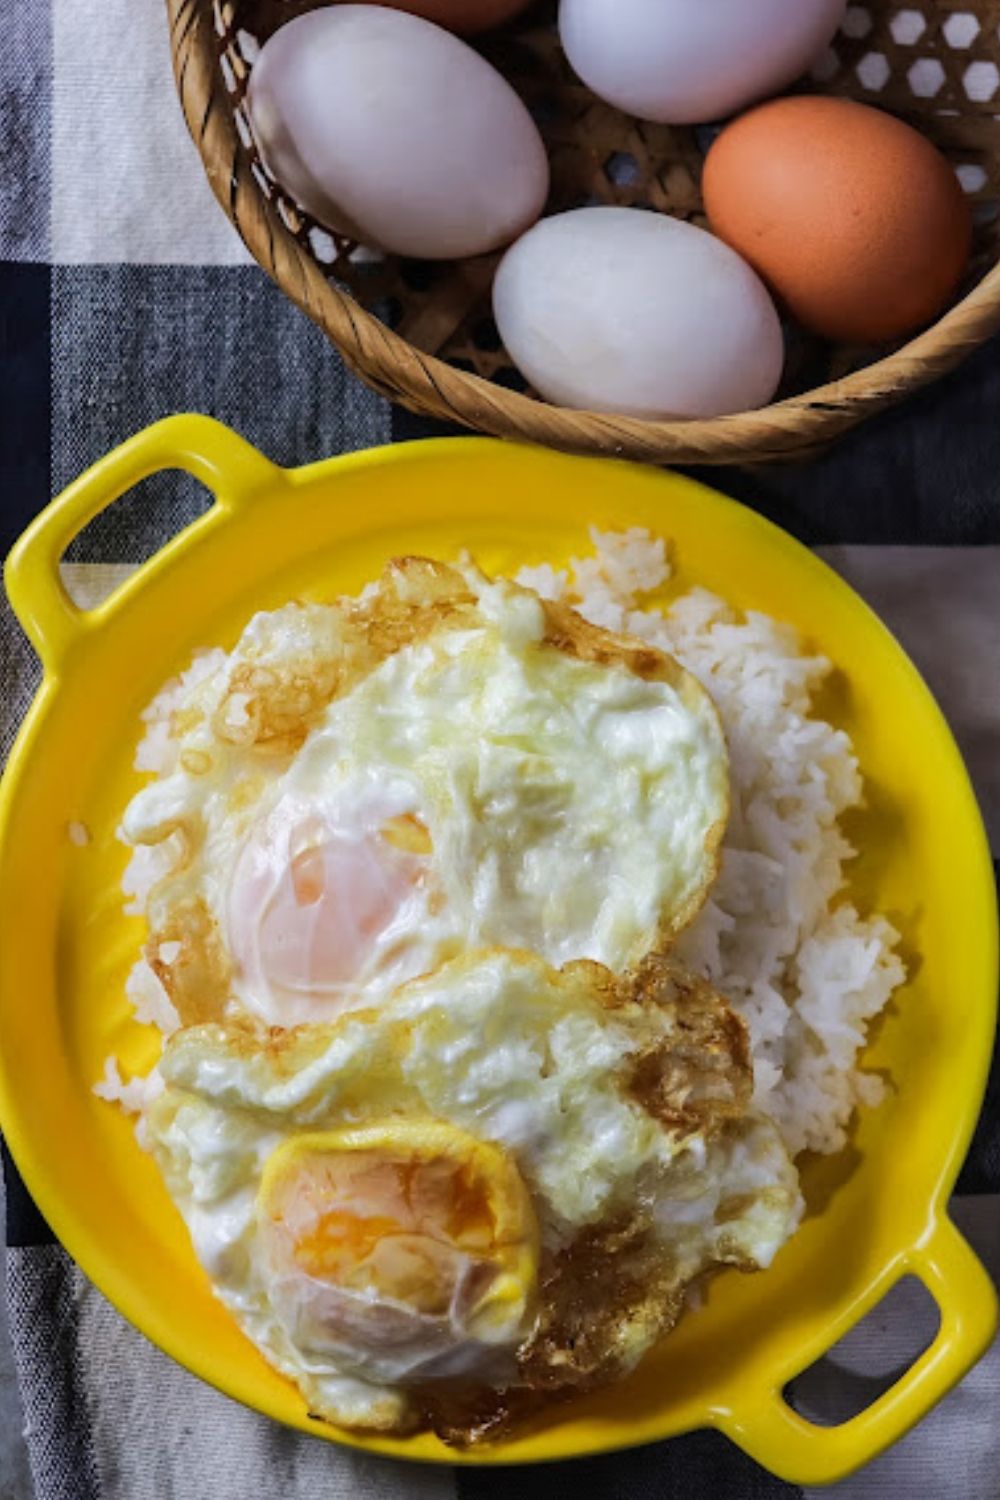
169;0;1000;463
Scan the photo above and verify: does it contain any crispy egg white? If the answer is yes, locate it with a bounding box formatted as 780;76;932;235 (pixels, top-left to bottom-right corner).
143;951;801;1438
120;559;728;1029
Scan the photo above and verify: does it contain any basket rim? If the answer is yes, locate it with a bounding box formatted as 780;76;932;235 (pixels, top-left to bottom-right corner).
167;0;1000;464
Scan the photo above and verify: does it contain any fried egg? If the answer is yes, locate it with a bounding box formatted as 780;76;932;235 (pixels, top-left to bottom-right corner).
120;559;728;1029
144;951;802;1438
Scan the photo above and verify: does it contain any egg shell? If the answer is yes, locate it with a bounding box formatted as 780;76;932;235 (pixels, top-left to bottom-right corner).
492;207;785;419
702;96;973;344
558;0;847;125
247;6;549;260
352;0;536;35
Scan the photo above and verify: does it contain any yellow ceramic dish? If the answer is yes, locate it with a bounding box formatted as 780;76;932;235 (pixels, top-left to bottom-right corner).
0;417;996;1483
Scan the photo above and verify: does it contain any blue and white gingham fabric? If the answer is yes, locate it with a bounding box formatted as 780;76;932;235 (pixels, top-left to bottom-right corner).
1;3;998;1498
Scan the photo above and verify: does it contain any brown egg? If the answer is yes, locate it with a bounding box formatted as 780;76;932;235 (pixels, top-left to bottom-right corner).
358;0;536;35
703;96;972;344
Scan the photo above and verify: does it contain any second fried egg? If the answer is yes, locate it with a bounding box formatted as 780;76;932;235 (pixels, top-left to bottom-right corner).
143;950;802;1438
121;558;728;1028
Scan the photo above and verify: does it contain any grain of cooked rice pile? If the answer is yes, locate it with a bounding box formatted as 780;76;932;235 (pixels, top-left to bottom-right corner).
517;530;904;1158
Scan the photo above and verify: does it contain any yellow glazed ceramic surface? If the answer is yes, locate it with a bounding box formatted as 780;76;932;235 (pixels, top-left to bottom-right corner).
0;417;996;1483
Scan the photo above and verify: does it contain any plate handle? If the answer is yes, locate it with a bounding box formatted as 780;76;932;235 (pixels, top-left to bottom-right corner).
718;1214;998;1486
4;415;280;669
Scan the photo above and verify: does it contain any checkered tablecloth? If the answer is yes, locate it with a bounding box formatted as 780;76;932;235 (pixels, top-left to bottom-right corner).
1;3;998;1498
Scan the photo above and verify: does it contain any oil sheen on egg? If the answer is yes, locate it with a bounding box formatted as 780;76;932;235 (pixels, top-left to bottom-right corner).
143;951;803;1436
559;0;847;125
492;207;784;418
703;96;973;344
246;6;549;259
119;558;729;1030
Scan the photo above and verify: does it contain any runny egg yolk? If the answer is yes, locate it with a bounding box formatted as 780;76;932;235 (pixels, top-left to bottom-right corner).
227;798;435;1017
257;1123;538;1384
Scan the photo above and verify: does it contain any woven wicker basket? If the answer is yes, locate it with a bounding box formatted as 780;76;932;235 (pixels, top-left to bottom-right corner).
168;0;1000;464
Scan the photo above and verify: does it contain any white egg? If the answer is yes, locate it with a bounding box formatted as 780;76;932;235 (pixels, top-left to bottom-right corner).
559;0;846;125
493;208;784;419
247;5;549;259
